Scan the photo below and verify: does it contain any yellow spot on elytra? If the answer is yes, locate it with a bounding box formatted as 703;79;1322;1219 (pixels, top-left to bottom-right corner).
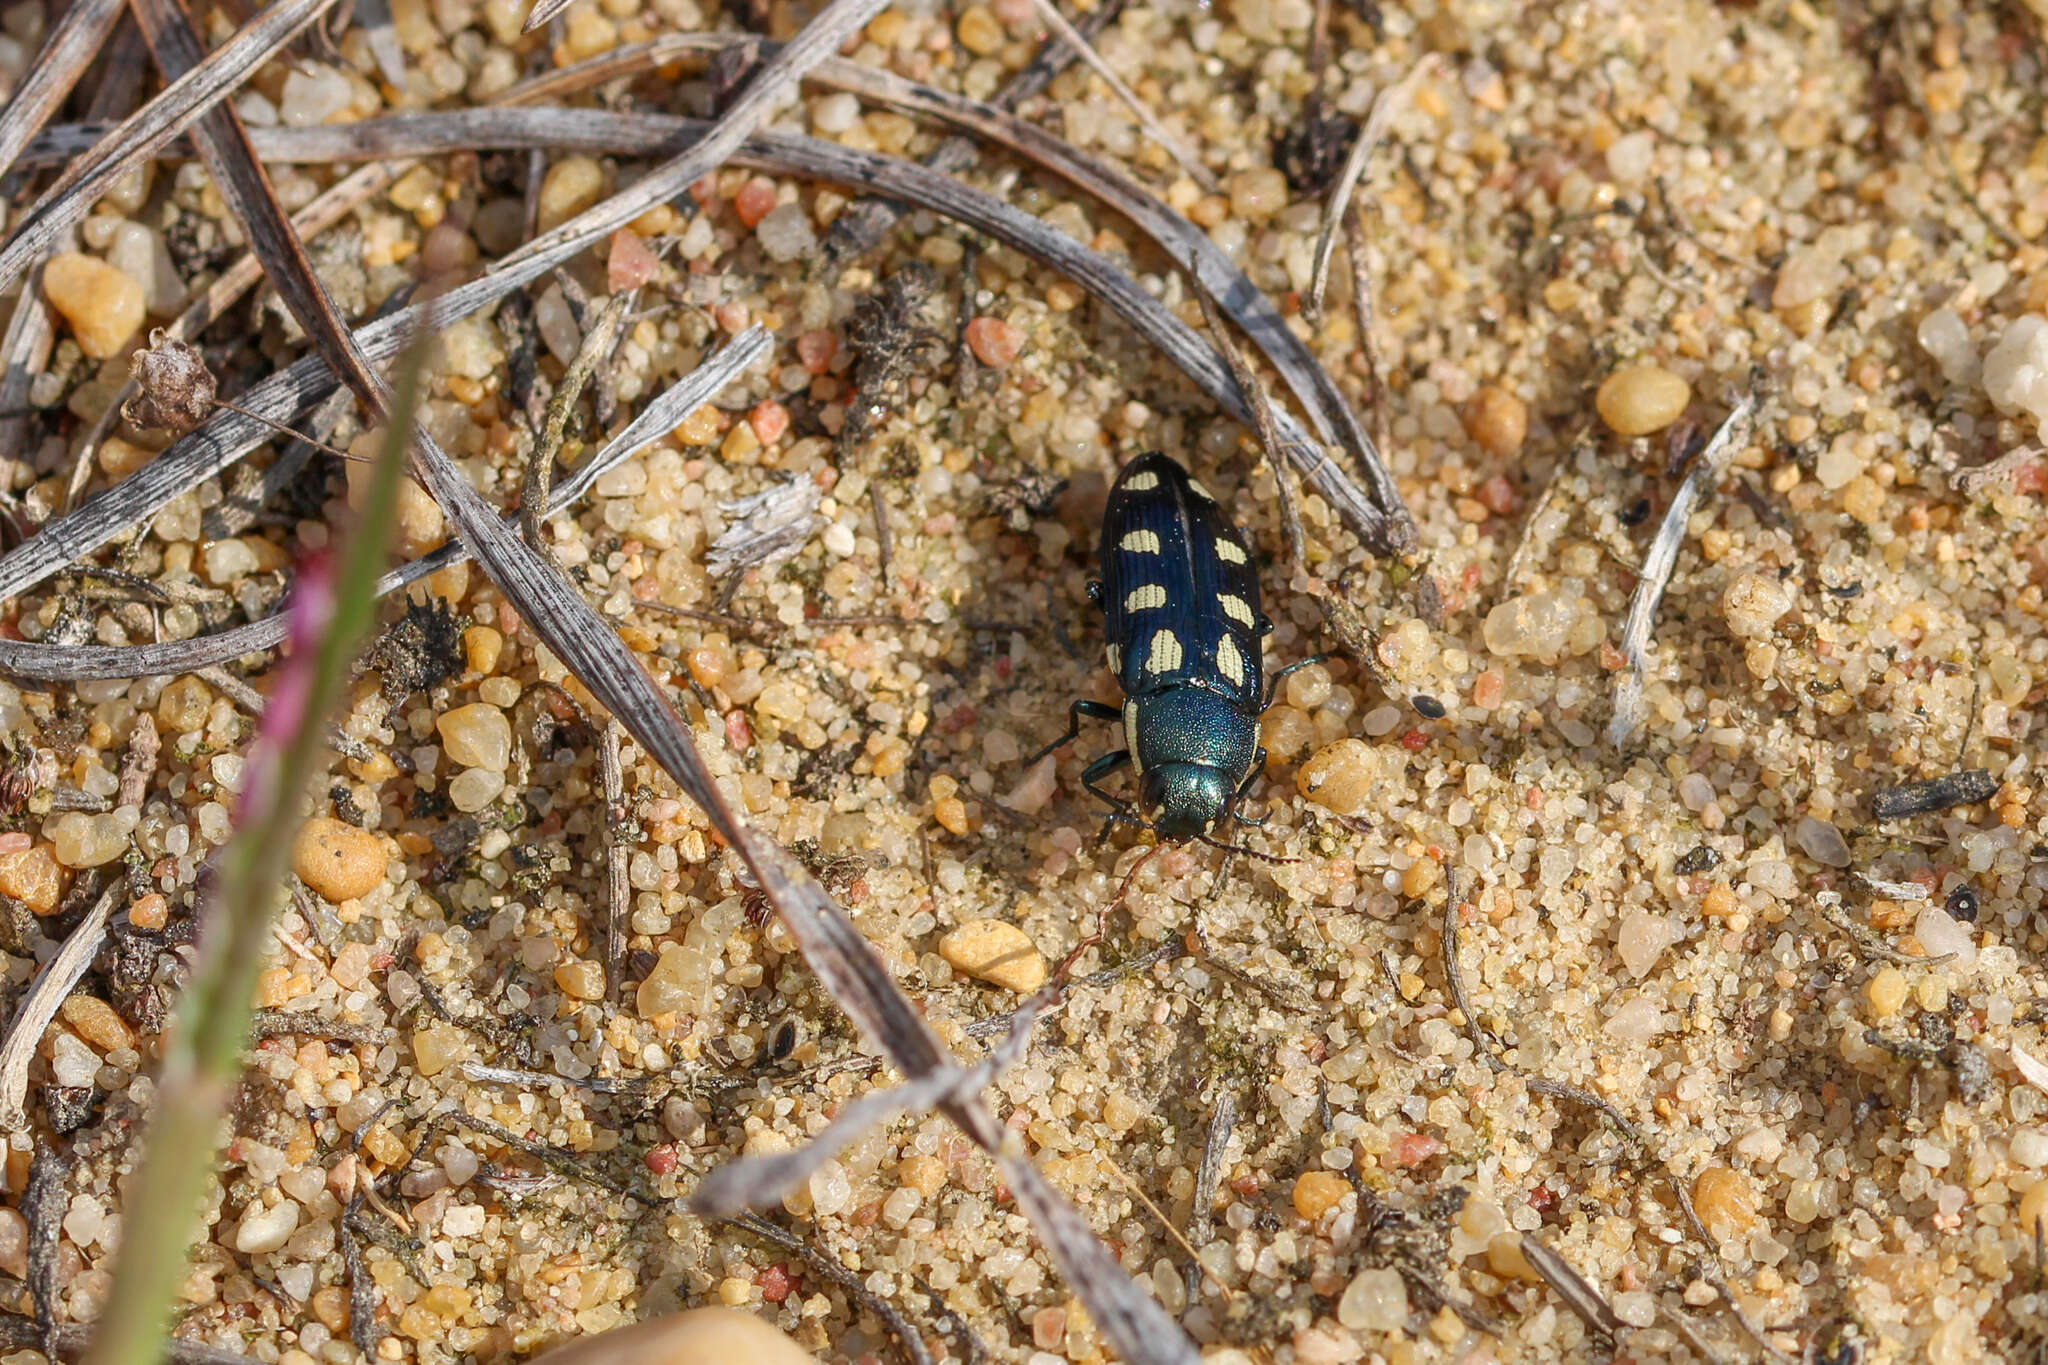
1216;635;1245;686
1122;470;1159;491
1215;539;1248;565
1146;630;1184;673
1219;594;1255;626
1121;530;1161;554
1125;585;1167;611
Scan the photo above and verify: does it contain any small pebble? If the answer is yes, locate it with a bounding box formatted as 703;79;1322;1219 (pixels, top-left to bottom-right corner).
412;1023;464;1077
1291;1170;1349;1221
2012;1129;2048;1168
755;203;817;262
1481;590;1581;659
1334;1266;1407;1333
0;1209;26;1279
59;996;133;1053
965;316;1025;367
537;156;604;234
812;92;860;135
955;5;1002;56
733;177;779;228
1918;306;1978;386
292;817;389;902
0;843;63;915
938;919;1046;992
1914;904;1976;966
1595;363;1690;436
1226;168;1289;221
279;62;351;126
447;768;506;814
1615;909;1676;979
523;1308;815;1365
49;1032;100;1088
346;455;444;558
748;401;789;446
45;807;138;868
233;1198;300;1255
1865;967;1907;1019
1295;739;1393;817
1462;385;1528;457
1690;1165;1757;1241
1720;572;1792;640
554;960;605;1001
999;754;1058;816
637;944;714;1018
43;251;145;359
437;703;512;771
607;228;659;292
1794;815;1851;867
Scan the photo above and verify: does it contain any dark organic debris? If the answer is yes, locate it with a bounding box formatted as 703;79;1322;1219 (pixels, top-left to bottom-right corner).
843;262;941;448
1947;884;1980;923
40;1085;94;1134
1864;1021;1992;1105
986;469;1068;532
1360;1185;1495;1334
369;595;466;701
1274;105;1359;198
1870;768;1998;820
1674;845;1722;875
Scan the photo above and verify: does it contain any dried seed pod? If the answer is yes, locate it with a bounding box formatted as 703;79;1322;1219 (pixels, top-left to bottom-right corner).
121;329;217;434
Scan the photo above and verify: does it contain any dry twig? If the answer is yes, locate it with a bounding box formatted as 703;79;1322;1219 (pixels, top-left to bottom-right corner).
1608;397;1755;746
1025;0;1215;189
1304;54;1443;319
0;881;122;1132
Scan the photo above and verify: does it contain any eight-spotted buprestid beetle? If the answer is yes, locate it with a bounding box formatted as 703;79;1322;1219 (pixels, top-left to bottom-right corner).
1032;451;1317;842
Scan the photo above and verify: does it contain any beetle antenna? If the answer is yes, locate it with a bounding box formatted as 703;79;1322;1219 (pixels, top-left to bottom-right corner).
1196;834;1300;865
1050;842;1166;988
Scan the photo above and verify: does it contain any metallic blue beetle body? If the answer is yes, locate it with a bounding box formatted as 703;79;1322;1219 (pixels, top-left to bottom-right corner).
1036;452;1285;840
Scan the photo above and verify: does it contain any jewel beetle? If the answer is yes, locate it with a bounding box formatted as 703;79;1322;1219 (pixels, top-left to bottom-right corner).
1032;451;1320;841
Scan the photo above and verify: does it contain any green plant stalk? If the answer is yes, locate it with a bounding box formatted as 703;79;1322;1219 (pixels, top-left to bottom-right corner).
83;352;422;1365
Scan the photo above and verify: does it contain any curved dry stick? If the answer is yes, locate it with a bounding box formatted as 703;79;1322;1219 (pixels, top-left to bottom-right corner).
500;33;1411;549
248;110;1408;550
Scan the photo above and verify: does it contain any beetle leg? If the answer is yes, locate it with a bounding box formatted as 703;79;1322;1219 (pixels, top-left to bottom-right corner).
1263;653;1337;710
1026;698;1120;765
1080;748;1133;813
1229;753;1268;827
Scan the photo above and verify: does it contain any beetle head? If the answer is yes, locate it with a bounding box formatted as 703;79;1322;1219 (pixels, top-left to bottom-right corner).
1139;764;1233;840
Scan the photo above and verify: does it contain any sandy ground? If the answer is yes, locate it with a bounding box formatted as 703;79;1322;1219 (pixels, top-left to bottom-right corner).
12;0;2048;1362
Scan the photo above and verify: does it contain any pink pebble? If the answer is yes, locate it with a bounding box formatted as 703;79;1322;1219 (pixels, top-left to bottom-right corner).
749;400;790;445
1388;1132;1444;1168
734;177;778;227
607;228;659;291
965;315;1024;367
796;329;838;374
